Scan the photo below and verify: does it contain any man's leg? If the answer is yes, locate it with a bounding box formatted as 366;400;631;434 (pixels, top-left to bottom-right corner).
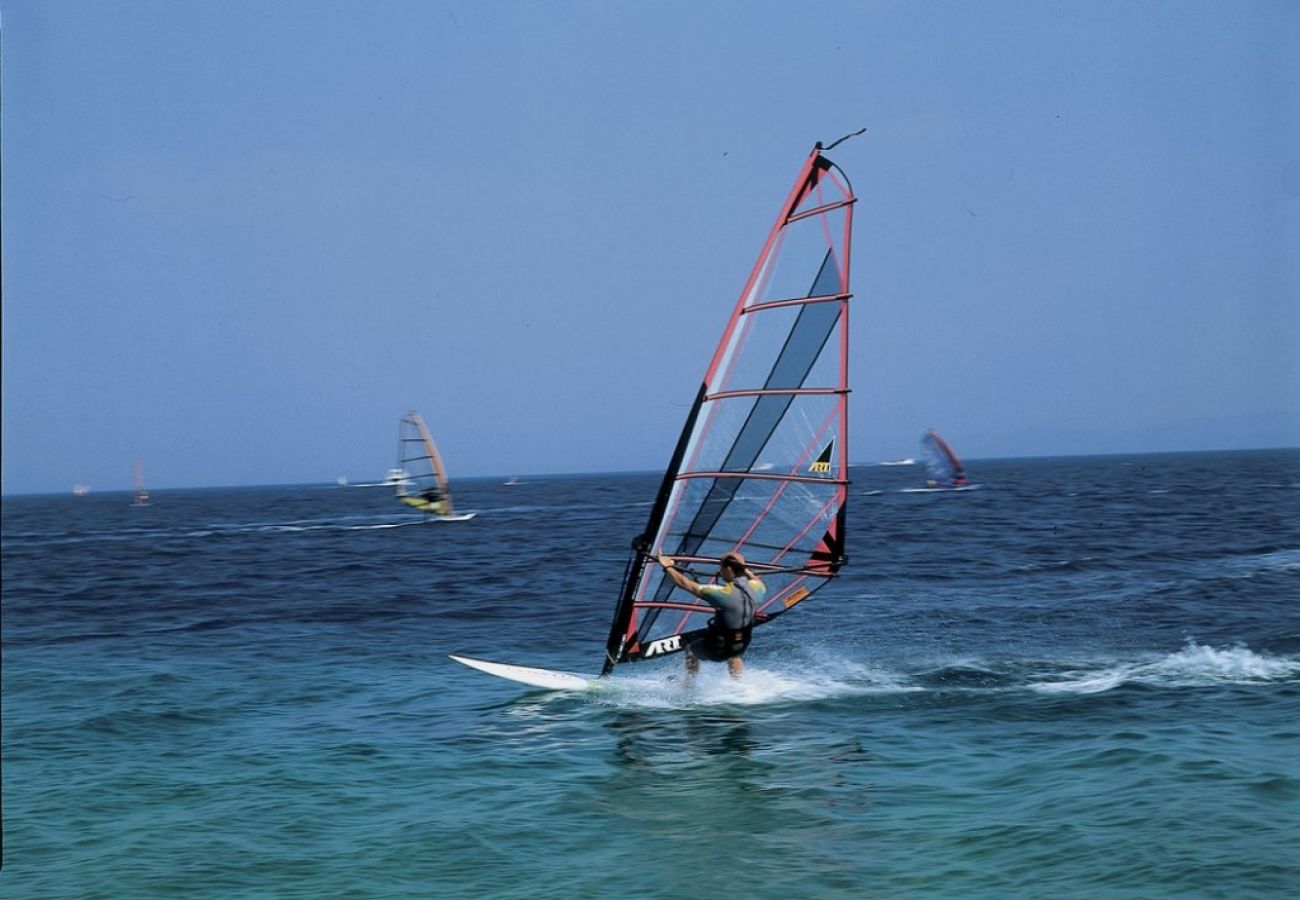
727;656;744;680
685;647;699;679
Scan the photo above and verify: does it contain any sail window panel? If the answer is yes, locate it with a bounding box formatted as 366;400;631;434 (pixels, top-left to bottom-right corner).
714;303;799;394
636;611;708;646
397;422;438;496
750;207;849;308
762;393;844;479
713;301;845;399
794;312;845;395
760;295;843;391
658;473;840;566
631;567;706;642
713;477;839;561
681;395;757;474
634;594;713;643
683;393;842;476
638;565;674;605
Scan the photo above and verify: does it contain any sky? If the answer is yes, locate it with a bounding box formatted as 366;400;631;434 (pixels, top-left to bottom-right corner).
2;0;1297;495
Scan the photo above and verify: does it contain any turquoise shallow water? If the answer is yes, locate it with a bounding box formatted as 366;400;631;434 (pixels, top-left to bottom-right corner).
4;451;1299;897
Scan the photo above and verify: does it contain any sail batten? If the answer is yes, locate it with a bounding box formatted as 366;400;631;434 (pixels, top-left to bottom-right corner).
787;198;856;224
742;293;851;314
673;471;848;485
601;144;855;673
706;387;848;400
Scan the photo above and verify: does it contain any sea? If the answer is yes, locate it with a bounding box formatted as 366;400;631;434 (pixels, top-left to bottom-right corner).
3;449;1299;898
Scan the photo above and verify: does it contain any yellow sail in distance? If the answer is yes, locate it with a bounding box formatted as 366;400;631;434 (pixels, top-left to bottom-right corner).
395;411;454;517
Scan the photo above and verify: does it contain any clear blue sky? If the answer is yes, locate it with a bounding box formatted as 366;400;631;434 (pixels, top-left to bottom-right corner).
3;1;1297;494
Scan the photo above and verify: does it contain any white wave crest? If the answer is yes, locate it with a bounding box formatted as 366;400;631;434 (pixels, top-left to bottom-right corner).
1032;641;1300;694
1232;548;1300;574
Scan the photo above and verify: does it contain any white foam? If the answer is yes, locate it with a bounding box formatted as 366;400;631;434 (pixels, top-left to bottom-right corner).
591;655;917;710
1031;641;1300;694
1032;671;1127;694
1230;548;1300;574
1151;641;1300;681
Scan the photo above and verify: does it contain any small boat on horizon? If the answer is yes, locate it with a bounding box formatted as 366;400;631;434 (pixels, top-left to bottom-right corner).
350;467;413;488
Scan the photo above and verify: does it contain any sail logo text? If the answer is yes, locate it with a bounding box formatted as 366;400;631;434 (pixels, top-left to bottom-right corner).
643;635;682;658
809;440;835;474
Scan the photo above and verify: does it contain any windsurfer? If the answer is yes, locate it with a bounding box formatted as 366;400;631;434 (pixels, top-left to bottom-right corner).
657;552;764;680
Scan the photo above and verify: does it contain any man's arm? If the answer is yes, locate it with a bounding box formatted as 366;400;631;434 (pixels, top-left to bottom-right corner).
657;555;705;598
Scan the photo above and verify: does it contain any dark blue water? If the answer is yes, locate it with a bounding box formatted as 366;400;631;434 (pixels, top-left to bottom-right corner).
4;451;1299;897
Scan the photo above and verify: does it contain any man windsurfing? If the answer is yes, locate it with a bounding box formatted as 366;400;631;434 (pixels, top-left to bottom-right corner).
657;552;765;680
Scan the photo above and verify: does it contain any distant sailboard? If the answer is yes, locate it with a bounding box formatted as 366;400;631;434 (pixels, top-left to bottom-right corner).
395;411;476;521
901;430;981;492
452;139;858;689
131;459;151;507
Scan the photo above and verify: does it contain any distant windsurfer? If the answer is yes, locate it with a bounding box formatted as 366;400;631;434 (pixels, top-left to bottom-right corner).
657;552;764;680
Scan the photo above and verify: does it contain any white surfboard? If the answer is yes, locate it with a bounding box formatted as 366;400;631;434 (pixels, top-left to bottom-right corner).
435;512;478;521
449;654;596;691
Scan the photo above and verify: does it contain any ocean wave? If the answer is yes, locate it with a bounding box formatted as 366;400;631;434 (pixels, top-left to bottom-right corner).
1007;556;1107;575
1031;641;1300;694
1224;548;1300;575
184;516;434;536
910;661;1021;689
0;516;436;546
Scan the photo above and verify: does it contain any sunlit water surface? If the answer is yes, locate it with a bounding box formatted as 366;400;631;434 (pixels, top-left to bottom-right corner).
4;451;1299;897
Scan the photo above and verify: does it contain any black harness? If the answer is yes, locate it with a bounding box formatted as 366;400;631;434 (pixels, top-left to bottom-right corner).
702;580;756;661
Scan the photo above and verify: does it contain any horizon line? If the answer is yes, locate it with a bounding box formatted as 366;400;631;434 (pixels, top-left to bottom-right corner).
3;445;1297;499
